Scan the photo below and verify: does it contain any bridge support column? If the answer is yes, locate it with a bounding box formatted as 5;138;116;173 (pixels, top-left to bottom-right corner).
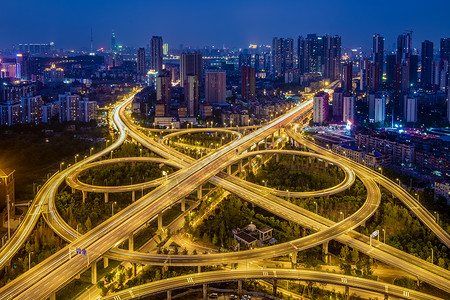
181;198;186;212
228;165;231;175
82;190;87;204
103;257;109;269
322;241;329;264
91;261;97;284
238;280;242;295
129;233;134;251
167;290;172;300
132;263;137;276
197;185;202;200
132;191;135;202
309;157;312;164
104;192;108;203
203;284;208;299
272;134;275;143
239;160;242;172
278;128;281;137
291;252;298;266
158;214;163;230
276;154;279;163
49;291;56;300
344;286;349;300
293;155;295;162
261;154;265;165
198;265;201;273
71;187;75;194
264;138;267;149
384;294;389;300
273;279;277;296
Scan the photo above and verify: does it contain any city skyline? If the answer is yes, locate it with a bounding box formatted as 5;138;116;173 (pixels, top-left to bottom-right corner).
1;0;450;51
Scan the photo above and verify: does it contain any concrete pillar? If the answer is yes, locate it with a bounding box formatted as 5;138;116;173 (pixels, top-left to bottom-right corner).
203;284;208;299
264;138;267;149
273;279;277;296
248;157;252;168
104;192;108;203
132;191;135;202
82;191;87;204
198;265;201;273
103;257;109;269
132;263;137;276
167;290;172;300
91;261;97;284
323;241;329;264
276;154;279;163
71;187;75;194
238;280;242;295
181;198;186;212
49;292;56;300
309;157;312;164
239;160;242;172
345;286;349;300
384;294;389;300
278;128;281;137
325;161;328;168
272;134;275;143
129;234;134;251
158;213;163;230
293;155;295;162
228;165;232;175
197;185;202;200
291;252;298;266
261;154;265;165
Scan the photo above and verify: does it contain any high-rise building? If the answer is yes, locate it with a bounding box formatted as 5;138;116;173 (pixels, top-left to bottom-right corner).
43;64;64;85
156;71;171;116
180;52;203;87
421;40;434;89
205;71;226;104
111;31;117;53
313;91;329;125
137;48;146;76
372;34;384;89
322;35;341;81
150;36;163;72
360;58;370;91
299;34;323;74
374;96;386;124
186;75;199;117
79;99;98;122
163;43;169;55
386;54;398;90
403;96;417;123
22;95;43;124
343;92;356;123
397;32;412;63
440;38;450;60
342;62;353;91
16;53;33;81
59;93;80;122
409;55;419;88
0;168;15;216
272;37;294;77
241;66;256;101
283;38;294;72
332;87;344;122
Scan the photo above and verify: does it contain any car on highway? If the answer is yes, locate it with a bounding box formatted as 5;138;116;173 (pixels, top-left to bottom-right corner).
209;292;218;298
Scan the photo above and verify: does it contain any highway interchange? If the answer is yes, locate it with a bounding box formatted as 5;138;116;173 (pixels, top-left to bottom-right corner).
0;84;449;299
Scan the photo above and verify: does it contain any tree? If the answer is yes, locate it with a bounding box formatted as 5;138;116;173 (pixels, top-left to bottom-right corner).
351;248;359;265
85;217;92;232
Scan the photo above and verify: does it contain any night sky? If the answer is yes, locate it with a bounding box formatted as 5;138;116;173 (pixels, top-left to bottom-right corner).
2;0;449;51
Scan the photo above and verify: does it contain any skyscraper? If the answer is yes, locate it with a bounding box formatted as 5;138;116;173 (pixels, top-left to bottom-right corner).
300;34;323;74
397;32;412;63
156;71;171;116
137;48;146;76
186;75;199;117
297;36;305;74
343;92;356;123
283;38;294;72
205;71;226;104
421;40;434;89
313;91;329;125
332;87;344;122
322;35;341;81
272;37;294;77
372;34;384;88
111;31;117;53
150;36;163;72
180;52;203;88
440;38;450;60
241;66;256;101
342;62;353;91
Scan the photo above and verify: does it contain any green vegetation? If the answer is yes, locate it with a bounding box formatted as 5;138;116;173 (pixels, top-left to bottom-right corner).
0;123;108;200
361;192;449;270
246;154;345;192
186;195;304;250
169;132;235;148
0;219;66;288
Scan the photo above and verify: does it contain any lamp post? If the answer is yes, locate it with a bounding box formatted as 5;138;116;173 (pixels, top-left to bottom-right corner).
74;154;79;163
90;147;94;156
60;162;65;172
314;201;318;215
396;178;401;187
28;251;34;270
415;193;420;201
382;228;386;243
340;211;344;221
378;167;383;175
431;248;434;264
112;201;117;216
76;223;81;235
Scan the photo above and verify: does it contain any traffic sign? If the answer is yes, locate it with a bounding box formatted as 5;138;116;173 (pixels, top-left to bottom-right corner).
371;230;379;238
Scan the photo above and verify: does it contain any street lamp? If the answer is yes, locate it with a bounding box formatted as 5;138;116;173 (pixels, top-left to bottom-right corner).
396;178;401;187
76;223;81;235
262;180;267;187
60;162;65;172
90;147;94;156
74;154;79;163
340;211;344;221
382;228;386;243
378;167;383;175
28;251;34;270
162;171;168;180
111;201;117;216
314;201;318;215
